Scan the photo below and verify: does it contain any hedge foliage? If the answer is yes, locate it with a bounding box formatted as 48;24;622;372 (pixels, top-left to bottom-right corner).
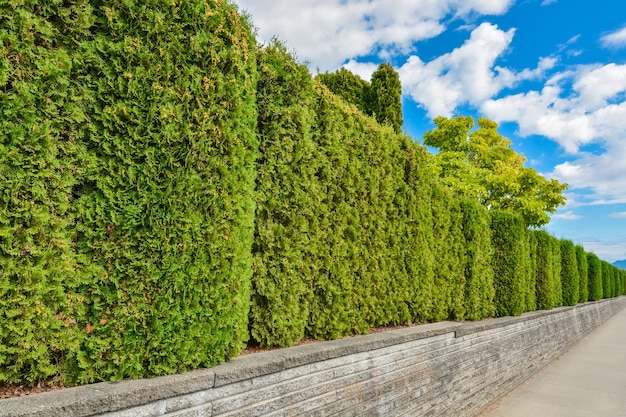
250;43;318;347
490;211;527;317
576;245;589;303
3;1;625;386
587;253;603;301
560;240;579;306
459;200;496;320
2;0;258;385
534;230;557;310
0;0;88;385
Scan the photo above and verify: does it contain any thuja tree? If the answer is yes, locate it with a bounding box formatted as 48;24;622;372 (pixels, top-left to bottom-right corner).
430;188;465;321
533;230;556;310
0;0;92;385
524;230;538;312
587;253;603;301
551;236;563;307
490;211;526;317
576;245;589;303
369;63;403;134
460;199;496;320
601;262;613;298
250;42;319;347
560;240;579;306
315;67;371;114
69;0;259;382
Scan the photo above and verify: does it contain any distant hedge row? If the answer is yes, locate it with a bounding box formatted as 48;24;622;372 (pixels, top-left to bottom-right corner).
2;1;625;387
249;44;626;347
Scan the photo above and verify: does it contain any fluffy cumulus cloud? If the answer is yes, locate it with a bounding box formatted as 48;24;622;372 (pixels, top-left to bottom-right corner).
481;63;626;206
234;0;513;71
398;23;555;117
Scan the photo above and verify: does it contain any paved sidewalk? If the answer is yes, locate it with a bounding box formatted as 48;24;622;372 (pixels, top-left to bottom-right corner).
478;305;626;417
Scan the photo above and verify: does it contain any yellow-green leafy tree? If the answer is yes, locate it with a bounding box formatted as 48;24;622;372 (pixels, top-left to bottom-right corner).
423;116;567;227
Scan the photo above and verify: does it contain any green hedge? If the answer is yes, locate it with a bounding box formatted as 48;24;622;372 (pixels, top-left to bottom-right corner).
576;245;589;303
250;43;318;347
0;0;89;385
587;253;603;301
430;189;465;320
1;0;258;385
72;0;258;383
560;240;579;306
551;236;563;307
490;211;527;317
460;200;496;320
524;230;538;312
533;230;556;310
306;83;414;339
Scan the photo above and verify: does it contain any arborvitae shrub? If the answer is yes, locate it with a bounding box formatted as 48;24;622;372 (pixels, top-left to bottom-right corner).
0;0;91;385
587;253;603;301
602;263;611;298
400;142;436;323
460;200;495;320
250;43;318;347
315;68;371;115
559;240;579;306
306;83;412;340
430;189;465;320
534;230;556;310
490;211;526;317
602;262;613;298
576;245;589;303
68;0;258;382
525;230;538;312
551;236;563;307
369;63;403;133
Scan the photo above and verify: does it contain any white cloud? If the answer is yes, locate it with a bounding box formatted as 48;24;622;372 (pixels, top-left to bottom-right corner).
343;60;379;82
579;239;626;263
551;211;582;221
398;23;553;117
540;0;557;5
601;27;626;49
480;63;626;208
609;212;626;219
234;0;514;71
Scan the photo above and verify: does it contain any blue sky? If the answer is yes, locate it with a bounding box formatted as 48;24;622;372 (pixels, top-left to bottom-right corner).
234;0;626;263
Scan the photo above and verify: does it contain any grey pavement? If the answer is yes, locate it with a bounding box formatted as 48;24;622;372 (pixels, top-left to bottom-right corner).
478;305;626;417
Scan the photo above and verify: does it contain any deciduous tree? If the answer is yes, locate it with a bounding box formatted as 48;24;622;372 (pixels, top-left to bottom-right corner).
424;116;567;227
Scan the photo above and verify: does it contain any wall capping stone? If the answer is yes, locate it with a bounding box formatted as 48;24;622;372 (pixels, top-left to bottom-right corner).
2;298;625;417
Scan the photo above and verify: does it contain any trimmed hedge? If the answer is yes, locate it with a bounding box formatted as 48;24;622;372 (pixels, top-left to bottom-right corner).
560;240;579;306
576;245;589;303
587;253;603;301
430;188;465;321
0;0;89;385
490;211;527;317
2;0;259;385
460;200;496;320
551;236;563;307
524;230;538;312
534;230;556;310
250;43;318;347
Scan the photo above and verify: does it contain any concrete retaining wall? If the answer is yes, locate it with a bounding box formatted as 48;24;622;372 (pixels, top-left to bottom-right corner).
3;297;626;417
